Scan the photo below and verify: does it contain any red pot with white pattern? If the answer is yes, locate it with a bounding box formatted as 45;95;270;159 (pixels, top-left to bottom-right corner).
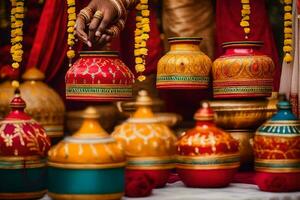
66;51;135;101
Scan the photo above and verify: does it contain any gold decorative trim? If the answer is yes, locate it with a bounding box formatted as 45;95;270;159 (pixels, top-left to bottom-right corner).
176;163;240;170
0;190;47;199
255;167;300;173
48;192;124;200
48;161;126;169
176;154;240;161
0;119;36;124
0;163;46;169
256;132;300;137
0;156;42;161
126;164;174;170
128;156;174;162
255;159;300;164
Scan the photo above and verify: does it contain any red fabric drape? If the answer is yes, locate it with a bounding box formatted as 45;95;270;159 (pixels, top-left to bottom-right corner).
26;0;69;81
215;0;281;91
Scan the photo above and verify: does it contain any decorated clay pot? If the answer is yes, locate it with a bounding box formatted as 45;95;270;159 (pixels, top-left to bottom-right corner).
254;100;300;192
156;37;212;89
209;94;278;130
0;68;65;143
0;90;51;199
65;51;135;101
212;41;275;98
112;90;177;188
176;102;240;188
48;107;126;200
116;97;182;127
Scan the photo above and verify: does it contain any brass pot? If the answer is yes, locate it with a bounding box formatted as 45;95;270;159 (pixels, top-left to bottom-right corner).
227;129;254;169
116;92;182;127
209;93;278;130
66;105;119;133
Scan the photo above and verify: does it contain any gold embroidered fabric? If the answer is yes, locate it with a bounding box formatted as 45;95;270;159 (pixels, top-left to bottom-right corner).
162;0;215;59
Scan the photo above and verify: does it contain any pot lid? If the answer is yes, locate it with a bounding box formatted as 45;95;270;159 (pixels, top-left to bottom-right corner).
22;67;45;81
48;106;126;167
194;102;214;121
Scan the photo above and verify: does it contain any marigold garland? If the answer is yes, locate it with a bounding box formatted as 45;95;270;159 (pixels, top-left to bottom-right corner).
134;0;150;82
240;0;251;39
66;0;76;66
283;0;293;63
10;0;25;70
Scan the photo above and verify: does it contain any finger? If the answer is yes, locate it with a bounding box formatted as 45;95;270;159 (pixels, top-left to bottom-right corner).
88;10;104;42
97;34;107;46
105;35;112;43
75;15;88;44
96;10;114;37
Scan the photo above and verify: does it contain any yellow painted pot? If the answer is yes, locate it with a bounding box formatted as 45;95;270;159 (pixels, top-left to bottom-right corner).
112;90;177;188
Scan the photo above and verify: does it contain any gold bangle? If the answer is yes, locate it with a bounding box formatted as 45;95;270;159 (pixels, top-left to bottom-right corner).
93;10;104;20
109;0;126;19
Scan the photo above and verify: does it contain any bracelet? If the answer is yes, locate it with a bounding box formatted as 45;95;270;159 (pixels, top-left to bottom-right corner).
109;0;126;19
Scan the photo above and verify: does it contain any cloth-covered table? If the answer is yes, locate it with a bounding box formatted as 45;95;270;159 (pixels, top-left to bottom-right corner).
41;182;300;200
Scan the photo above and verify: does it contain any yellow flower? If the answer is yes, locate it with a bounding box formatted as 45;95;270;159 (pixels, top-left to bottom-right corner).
12;62;19;69
135;64;145;72
136;4;142;11
140;5;148;10
68;13;76;20
68;33;75;40
14;36;23;43
135;36;142;43
244;27;250;34
11;8;16;15
240;20;249;27
142;24;150;32
139;41;146;47
134;49;141;56
140;0;148;4
13;55;22;62
141;33;149;40
141;10;150;17
285;33;292;38
284;13;292;20
139;48;148;55
68;20;76;27
14;20;23;27
141;18;150;24
284;39;292;45
137;75;146;82
11;80;20;88
136;16;143;21
16;2;24;7
15;14;24;19
136;22;142;29
67;50;75;59
67;27;74;33
284;27;292;34
68;40;75;46
67;0;75;6
135;57;143;64
15;7;24;13
11;16;16;23
284;0;292;4
284;6;292;12
284;53;293;63
241;9;250;16
283;45;292;52
67;7;75;14
242;4;250;9
242;16;250;21
241;0;249;3
284;20;292;26
135;29;143;36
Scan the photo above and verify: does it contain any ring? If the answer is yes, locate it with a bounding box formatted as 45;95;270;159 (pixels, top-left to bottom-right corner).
79;7;93;22
93;10;103;20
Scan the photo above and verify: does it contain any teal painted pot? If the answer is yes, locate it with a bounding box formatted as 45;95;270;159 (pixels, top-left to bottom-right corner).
0;160;47;199
48;166;124;200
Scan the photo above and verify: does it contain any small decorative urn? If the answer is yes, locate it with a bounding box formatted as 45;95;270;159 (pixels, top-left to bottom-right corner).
112;90;177;188
212;41;275;98
176;102;240;187
156;37;212;89
65;51;135;101
254;99;300;192
48;107;126;200
0;90;51;199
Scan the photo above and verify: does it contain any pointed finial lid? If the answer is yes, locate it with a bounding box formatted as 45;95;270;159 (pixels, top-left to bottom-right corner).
82;106;101;119
10;88;26;110
135;90;153;106
194;101;215;121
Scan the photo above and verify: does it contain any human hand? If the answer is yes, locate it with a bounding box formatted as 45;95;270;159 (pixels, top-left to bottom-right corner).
75;0;127;47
